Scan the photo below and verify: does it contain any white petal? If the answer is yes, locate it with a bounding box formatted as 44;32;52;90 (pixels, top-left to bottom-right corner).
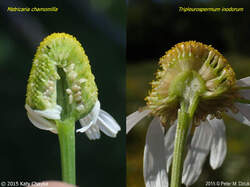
182;121;213;186
77;100;100;133
235;103;250;122
207;117;227;169
97;109;121;138
237;77;250;100
77;122;93;133
27;112;55;132
226;109;250;126
238;89;250;100
92;124;101;139
164;121;177;173
144;117;168;187
25;104;57;133
85;124;101;140
237;76;250;87
85;131;94;140
126;110;151;133
55;104;62;111
33;104;62;120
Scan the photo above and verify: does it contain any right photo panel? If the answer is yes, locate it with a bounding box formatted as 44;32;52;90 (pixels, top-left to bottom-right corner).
127;0;250;187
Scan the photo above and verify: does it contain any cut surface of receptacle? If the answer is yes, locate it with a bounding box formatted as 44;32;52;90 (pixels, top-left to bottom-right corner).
26;33;98;122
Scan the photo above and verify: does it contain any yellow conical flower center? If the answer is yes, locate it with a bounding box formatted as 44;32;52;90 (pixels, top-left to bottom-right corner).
26;33;98;122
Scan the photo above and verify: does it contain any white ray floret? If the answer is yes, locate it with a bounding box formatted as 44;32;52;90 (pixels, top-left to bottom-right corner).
25;104;59;133
77;101;101;133
143;117;169;187
126;109;151;133
182;121;213;186
164;122;177;173
208;117;227;170
77;100;121;140
33;105;62;120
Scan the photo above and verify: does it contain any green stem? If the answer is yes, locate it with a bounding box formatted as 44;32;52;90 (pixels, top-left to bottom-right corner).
57;118;76;185
170;96;199;187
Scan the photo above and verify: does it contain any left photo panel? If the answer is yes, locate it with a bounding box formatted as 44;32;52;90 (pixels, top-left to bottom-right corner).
0;0;126;186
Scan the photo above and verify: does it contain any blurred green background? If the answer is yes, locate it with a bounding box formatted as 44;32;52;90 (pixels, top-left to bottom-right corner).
0;0;125;186
127;0;250;186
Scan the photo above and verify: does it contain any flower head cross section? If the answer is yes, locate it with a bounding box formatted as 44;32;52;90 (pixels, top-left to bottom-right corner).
25;33;120;140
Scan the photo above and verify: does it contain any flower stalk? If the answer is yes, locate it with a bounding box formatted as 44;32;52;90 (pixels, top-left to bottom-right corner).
170;102;190;187
57;119;76;185
170;71;204;187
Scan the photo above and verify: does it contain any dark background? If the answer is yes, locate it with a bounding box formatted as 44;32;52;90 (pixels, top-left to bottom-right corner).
0;0;126;186
127;0;250;62
127;0;250;187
